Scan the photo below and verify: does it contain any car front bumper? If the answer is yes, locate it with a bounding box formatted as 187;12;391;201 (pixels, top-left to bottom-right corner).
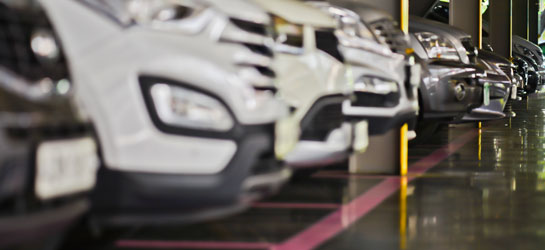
0;199;88;247
283;95;358;167
462;76;510;122
0;121;95;248
91;123;291;226
344;106;417;136
421;63;484;121
284;123;353;167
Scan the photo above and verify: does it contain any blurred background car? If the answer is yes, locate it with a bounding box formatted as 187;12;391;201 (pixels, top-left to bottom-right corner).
42;0;292;226
0;0;99;248
463;48;514;121
425;0;544;96
252;0;357;168
513;35;545;93
328;1;420;138
410;17;514;125
308;0;419;174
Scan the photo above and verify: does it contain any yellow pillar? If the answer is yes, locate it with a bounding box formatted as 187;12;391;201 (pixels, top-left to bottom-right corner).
400;0;409;34
399;176;408;249
400;123;408;176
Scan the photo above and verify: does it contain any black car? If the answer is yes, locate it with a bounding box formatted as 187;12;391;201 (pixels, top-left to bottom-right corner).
0;1;99;248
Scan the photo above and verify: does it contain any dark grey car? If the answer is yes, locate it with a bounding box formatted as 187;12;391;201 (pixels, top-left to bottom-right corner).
410;17;512;122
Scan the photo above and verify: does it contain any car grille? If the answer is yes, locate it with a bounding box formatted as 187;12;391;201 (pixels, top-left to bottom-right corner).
230;18;270;37
369;19;409;54
248;124;279;176
0;3;68;82
352;92;400;108
315;29;344;62
300;96;345;141
499;64;514;78
226;18;277;91
6;123;92;140
244;43;274;57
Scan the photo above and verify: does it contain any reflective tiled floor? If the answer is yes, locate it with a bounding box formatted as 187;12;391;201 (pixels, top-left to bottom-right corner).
65;94;545;250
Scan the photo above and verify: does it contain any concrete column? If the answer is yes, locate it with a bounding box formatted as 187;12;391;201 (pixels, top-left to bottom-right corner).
349;0;410;175
489;0;512;58
528;0;539;43
450;0;482;48
512;0;528;39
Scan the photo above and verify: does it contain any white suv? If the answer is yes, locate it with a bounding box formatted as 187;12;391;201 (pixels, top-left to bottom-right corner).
42;0;292;225
252;0;364;167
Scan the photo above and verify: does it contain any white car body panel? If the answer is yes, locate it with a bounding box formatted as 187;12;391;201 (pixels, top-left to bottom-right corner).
309;2;418;118
341;45;419;117
252;0;354;166
42;0;287;174
252;0;336;28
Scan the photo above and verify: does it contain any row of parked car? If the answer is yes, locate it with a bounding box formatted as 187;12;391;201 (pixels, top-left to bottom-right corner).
1;0;543;248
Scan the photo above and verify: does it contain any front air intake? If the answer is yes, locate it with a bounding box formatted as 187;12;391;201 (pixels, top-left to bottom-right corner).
0;3;69;82
315;29;344;62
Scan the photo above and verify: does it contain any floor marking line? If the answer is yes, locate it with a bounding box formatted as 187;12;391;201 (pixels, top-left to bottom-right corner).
114;130;477;250
313;173;410;179
272;129;477;250
252;202;340;209
116;240;272;249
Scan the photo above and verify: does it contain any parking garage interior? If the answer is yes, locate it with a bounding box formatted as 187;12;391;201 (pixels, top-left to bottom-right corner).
4;0;545;249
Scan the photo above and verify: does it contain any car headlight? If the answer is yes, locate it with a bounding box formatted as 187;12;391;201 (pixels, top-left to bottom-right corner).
79;0;208;28
414;32;460;61
317;4;374;40
273;16;304;53
354;76;399;95
339;16;375;41
149;83;234;132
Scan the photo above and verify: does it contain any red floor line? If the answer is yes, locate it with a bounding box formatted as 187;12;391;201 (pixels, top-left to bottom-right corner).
312;170;399;179
313;173;408;179
115;130;478;250
116;240;272;249
252;202;340;209
272;129;478;250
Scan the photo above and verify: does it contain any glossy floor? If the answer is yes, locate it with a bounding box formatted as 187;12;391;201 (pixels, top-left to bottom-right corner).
66;94;545;250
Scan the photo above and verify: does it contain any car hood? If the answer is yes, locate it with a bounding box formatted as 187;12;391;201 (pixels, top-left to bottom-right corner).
478;50;511;66
513;35;544;65
251;0;336;28
325;0;393;24
206;0;270;25
410;16;471;64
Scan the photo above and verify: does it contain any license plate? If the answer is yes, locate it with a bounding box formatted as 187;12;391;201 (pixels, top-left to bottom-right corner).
35;137;99;200
353;120;369;153
483;82;490;106
275;117;300;159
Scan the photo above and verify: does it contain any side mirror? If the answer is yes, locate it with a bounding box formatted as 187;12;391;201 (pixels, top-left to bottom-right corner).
467;46;479;64
468;47;478;57
484;43;494;52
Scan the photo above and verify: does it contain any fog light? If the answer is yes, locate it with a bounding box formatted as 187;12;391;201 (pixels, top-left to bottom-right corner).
354;76;399;95
453;83;466;101
150;83;234;131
